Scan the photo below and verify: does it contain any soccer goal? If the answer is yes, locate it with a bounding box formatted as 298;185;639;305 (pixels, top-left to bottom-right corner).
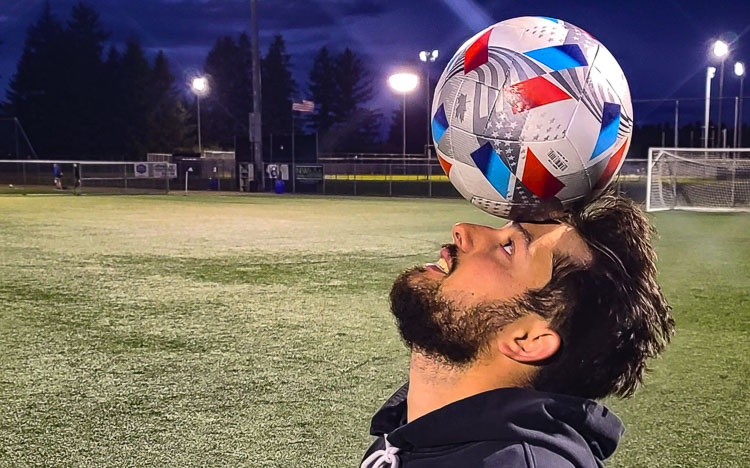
646;148;750;212
0;159;176;195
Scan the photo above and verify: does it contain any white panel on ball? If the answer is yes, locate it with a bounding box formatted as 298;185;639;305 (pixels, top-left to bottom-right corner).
519;98;579;143
504;17;568;50
591;46;632;118
565;100;602;164
449;79;499;136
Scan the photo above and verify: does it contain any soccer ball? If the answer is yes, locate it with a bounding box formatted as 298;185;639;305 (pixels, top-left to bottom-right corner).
432;16;632;221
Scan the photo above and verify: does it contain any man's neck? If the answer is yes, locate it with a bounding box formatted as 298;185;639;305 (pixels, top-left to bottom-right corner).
406;352;523;422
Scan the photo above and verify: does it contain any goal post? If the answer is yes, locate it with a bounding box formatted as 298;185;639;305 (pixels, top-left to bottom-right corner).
0;159;176;195
646;148;750;212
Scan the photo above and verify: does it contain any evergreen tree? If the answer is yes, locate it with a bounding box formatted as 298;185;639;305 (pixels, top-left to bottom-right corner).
326;48;381;152
5;2;65;156
307;46;337;134
61;1;109;157
100;45;123;157
117;38;153;158
333;48;374;122
328;107;382;153
202;33;253;149
148;51;190;152
261;35;296;137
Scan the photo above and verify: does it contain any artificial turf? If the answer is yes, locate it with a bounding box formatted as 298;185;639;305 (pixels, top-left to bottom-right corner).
0;193;747;467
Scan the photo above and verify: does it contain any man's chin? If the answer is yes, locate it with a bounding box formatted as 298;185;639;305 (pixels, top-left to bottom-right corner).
389;269;480;364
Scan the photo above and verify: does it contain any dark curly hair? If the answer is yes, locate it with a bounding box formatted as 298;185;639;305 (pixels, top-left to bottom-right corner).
527;189;674;399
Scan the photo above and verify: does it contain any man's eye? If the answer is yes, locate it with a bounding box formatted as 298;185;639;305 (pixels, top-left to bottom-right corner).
502;241;513;255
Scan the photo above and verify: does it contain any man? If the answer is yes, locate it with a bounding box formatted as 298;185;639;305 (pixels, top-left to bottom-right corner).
361;190;674;468
73;163;82;195
53;163;63;190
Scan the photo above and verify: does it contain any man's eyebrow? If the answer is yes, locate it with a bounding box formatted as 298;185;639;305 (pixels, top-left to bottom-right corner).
512;223;534;245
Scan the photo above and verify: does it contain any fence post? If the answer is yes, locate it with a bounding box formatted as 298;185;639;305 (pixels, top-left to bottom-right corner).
388;163;393;197
123;164;128;192
428;163;432;198
14;117;19;159
674;100;679;147
322;163;326;195
731;151;736;207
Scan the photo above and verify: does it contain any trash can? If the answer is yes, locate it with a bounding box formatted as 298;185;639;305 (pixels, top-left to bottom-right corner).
210;177;219;191
274;179;285;194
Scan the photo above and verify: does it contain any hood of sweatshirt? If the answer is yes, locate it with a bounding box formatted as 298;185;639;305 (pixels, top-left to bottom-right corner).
369;383;624;464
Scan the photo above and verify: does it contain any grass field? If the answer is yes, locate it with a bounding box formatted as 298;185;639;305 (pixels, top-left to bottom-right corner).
0;193;748;467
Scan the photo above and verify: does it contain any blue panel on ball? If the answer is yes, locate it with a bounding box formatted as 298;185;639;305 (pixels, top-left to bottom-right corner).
536;16;560;23
471;142;512;197
590;102;621;160
432;104;449;143
524;44;588;71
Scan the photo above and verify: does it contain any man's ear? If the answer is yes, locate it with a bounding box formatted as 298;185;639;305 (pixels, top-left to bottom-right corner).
497;319;560;364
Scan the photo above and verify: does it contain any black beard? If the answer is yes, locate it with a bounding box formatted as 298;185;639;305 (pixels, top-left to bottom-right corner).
389;267;523;365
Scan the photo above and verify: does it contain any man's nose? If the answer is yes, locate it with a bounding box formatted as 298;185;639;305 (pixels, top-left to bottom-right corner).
452;223;475;252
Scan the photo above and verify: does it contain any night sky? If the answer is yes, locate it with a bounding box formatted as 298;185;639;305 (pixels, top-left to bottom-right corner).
1;0;749;125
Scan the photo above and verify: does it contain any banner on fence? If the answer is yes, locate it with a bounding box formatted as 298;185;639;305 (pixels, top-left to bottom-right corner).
295;165;324;182
134;162;177;178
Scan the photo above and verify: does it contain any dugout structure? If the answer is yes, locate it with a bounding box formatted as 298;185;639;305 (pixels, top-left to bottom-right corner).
646;148;750;212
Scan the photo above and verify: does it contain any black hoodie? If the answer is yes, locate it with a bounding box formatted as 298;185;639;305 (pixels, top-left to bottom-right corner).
361;383;624;468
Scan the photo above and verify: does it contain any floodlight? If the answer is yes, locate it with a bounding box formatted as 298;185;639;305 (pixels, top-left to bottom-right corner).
419;50;439;63
712;40;729;58
708;66;716;79
735;62;745;77
388;73;419;93
191;77;209;95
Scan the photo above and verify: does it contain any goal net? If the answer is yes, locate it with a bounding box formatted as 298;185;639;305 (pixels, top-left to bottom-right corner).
0;160;175;195
646;148;750;212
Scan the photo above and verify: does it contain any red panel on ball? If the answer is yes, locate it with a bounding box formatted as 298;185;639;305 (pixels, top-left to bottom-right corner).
594;138;628;189
521;148;565;199
505;76;572;114
464;29;492;74
437;153;453;176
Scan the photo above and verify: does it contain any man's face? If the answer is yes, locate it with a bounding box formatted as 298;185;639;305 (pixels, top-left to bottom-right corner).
390;221;592;363
428;221;592;306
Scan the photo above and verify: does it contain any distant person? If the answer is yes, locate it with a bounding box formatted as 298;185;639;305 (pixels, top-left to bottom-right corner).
53;163;62;190
73;163;82;195
360;189;674;468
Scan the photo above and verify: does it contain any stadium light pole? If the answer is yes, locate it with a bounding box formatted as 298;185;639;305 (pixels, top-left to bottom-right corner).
191;77;209;155
736;62;745;148
712;40;730;146
419;50;439;156
389;73;419;161
705;66;716;148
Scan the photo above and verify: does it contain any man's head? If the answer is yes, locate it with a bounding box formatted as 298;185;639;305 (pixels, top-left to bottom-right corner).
390;190;674;400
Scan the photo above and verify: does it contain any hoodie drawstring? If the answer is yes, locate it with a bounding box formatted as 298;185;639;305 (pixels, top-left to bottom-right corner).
360;434;400;468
